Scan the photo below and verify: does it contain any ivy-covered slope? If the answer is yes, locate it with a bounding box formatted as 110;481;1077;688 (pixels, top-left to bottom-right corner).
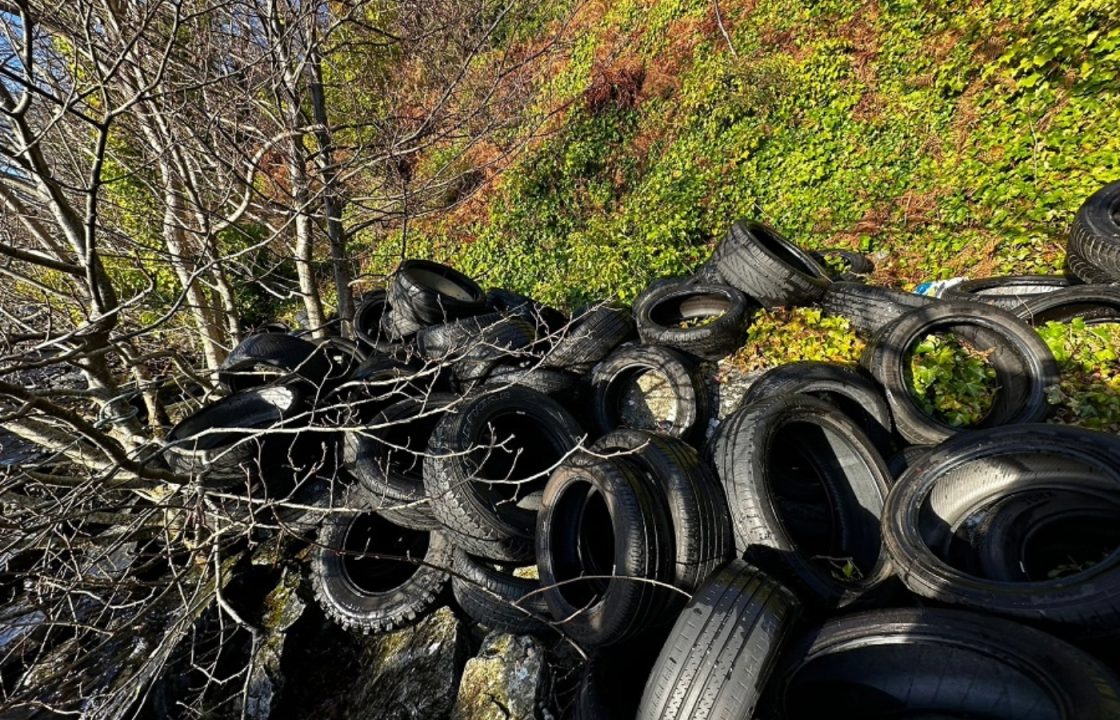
363;0;1120;430
380;0;1118;305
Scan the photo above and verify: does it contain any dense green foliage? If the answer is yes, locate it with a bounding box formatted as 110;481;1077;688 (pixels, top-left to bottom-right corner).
1038;319;1120;431
909;333;997;427
385;0;1119;305
364;0;1119;428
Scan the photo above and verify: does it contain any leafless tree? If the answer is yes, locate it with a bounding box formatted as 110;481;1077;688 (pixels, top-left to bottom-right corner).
0;0;584;716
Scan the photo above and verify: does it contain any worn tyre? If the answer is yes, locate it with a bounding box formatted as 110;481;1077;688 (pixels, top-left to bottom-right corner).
942;275;1074;313
809;248;875;277
708;393;894;607
342;393;458;531
969;488;1120;583
486;287;569;336
353;289;395;353
449;548;551;636
634;282;754;360
1014;285;1120;326
536;453;677;647
592;429;733;592
164;385;307;487
425;387;584;561
382;259;486;339
710;220;830;307
311;488;452;634
883;424;1120;635
483;365;585;399
219;333;332;392
819;281;940;336
324;352;430;426
637;560;800;720
771;608;1120;719
861;301;1059;445
415;312;538;387
1068;180;1120;282
1066;248;1118;285
885;444;932;481
591;345;709;442
314;336;367;388
541;306;636;372
740;361;894;454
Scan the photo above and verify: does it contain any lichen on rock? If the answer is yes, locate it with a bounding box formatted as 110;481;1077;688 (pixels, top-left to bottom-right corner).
452;632;548;720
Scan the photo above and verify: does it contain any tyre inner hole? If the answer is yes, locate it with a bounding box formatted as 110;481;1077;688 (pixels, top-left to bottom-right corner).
905;331;998;428
756;225;820;277
340;513;429;595
471;410;568;511
614;368;678;431
551;483;615;609
650;292;729;329
770;421;883;581
408;268;474;302
1020;513;1120;581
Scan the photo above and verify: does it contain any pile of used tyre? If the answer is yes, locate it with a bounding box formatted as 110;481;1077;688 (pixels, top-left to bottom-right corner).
164;181;1120;718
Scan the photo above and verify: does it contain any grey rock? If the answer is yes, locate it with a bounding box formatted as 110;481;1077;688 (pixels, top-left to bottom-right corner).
246;569;306;720
702;358;762;440
334;606;466;720
452;632;548;720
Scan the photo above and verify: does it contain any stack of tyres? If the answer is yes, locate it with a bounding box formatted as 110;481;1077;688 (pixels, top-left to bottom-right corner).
157;180;1120;719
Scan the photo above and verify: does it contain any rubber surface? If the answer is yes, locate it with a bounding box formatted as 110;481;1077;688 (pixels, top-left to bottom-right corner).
637;560;801;720
772;607;1120;719
861;301;1059;445
883;424;1120;635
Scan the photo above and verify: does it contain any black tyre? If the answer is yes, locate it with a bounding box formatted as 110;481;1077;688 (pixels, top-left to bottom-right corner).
885;444;932;481
771;608;1120;719
482;365;586;403
882;424;1120;634
1066;248;1119;285
591;345;709;442
540;305;636;372
536;453;676;647
163;384;307;487
1068;180;1120;282
311;490;451;634
709;220;830;307
969;488;1120;583
486;287;569;335
941;275;1074;313
314;336;367;388
819;281;940;336
251;321;290;334
592;429;733;592
352;289;394;353
218;333;333;392
382;259;486;339
637;560;800;720
449;548;551;636
342;393;459;531
708;393;893;607
573;631;673;720
424;387;584;562
415;313;538;387
861;301;1059;445
634;282;754;360
323;351;429;427
739;361;894;454
1014;285;1120;326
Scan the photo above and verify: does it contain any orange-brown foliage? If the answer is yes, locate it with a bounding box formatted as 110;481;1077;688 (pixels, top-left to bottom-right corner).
584;54;646;114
